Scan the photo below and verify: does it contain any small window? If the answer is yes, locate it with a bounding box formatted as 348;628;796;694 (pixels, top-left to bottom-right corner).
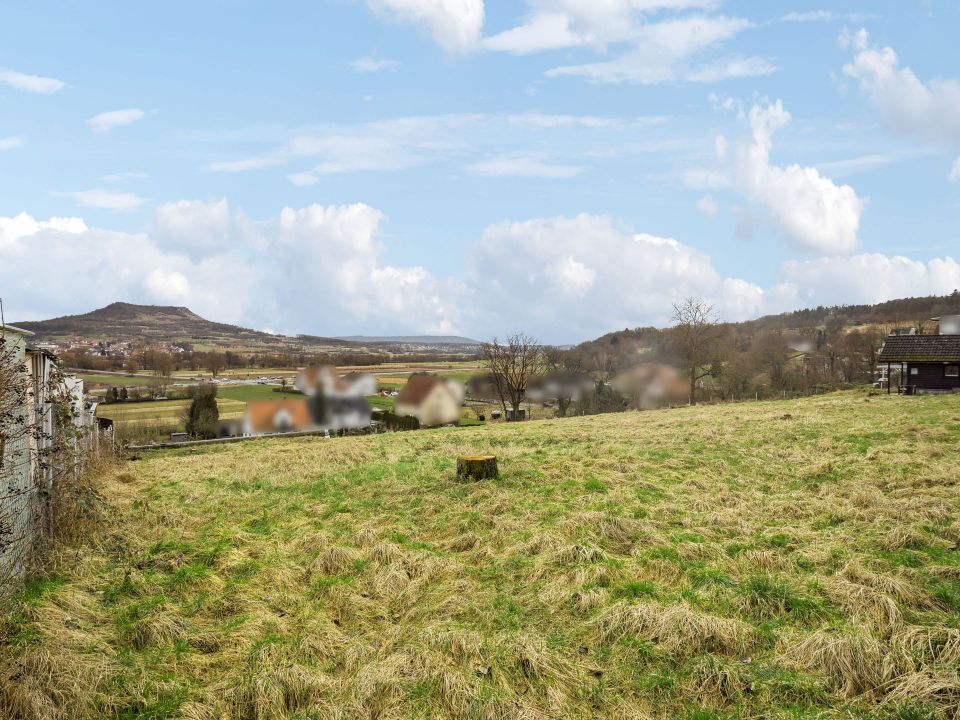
946;365;960;377
910;367;919;376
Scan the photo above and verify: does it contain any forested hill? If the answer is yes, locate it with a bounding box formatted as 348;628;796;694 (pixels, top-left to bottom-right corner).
567;292;960;367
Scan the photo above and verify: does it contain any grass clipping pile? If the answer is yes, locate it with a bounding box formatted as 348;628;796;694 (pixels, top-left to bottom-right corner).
2;391;960;719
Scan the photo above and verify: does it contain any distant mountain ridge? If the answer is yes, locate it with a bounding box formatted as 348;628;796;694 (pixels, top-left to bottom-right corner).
13;302;481;352
14;302;352;350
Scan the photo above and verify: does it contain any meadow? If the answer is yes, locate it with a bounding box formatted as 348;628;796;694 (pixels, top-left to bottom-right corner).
3;391;959;719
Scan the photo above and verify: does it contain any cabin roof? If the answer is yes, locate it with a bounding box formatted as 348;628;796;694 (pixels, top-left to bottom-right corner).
878;335;960;363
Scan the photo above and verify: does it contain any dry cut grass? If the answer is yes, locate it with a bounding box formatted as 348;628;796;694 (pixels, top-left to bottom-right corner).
2;390;959;719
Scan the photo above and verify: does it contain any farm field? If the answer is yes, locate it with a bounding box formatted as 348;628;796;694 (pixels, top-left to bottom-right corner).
76;372;169;387
95;386;306;441
4;391;959;718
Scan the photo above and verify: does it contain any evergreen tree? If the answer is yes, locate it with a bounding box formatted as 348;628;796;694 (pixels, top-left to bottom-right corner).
185;384;219;439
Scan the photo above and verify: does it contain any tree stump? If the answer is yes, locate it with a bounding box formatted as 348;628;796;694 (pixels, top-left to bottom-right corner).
457;455;498;482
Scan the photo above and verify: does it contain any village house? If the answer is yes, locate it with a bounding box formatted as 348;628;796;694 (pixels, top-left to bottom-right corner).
294;365;376;397
243;398;312;435
612;363;688;409
878;314;960;394
395;374;465;427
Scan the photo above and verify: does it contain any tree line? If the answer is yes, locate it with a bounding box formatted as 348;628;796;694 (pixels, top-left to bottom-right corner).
482;296;907;418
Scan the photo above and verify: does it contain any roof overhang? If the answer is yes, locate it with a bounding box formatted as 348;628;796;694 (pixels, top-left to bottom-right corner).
1;324;35;336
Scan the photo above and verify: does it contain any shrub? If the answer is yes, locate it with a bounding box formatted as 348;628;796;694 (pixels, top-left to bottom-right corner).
185;384;219;439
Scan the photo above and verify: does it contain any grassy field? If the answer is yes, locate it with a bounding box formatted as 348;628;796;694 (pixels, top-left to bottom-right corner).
3;391;959;719
77;372;169;387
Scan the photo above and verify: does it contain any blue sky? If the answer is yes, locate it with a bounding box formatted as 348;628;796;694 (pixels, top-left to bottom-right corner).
2;1;959;343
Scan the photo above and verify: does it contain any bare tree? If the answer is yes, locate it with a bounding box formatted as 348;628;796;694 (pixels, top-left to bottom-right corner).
482;333;546;420
204;351;227;378
670;297;720;405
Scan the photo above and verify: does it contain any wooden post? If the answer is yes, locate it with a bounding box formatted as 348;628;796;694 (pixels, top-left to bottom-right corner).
887;362;891;394
457;455;498;482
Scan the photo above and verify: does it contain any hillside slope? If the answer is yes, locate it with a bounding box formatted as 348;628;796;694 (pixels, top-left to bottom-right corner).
15;303;481;353
3;392;959;718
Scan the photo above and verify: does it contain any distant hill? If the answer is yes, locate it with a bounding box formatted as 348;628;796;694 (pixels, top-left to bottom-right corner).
567;292;960;365
14;302;353;350
335;335;481;346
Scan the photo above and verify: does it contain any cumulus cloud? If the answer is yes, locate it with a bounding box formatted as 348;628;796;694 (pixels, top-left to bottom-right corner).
4;205;958;341
50;188;148;211
153;199;235;257
779;253;960;306
367;0;484;51
0;137;23;151
87;108;147;133
843;29;960;175
0;203;459;335
688;99;865;255
466;213;773;340
0;68;65;94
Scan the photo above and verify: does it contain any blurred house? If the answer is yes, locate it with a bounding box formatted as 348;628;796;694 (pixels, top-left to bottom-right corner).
395;374;464;427
308;395;372;431
526;371;594;406
295;365;376;397
465;374;501;401
612;363;688;409
243;399;312;435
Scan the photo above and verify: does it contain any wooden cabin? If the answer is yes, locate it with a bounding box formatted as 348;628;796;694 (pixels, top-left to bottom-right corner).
878;334;960;394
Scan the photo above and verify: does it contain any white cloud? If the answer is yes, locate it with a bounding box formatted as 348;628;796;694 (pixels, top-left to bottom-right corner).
209;112;640;180
843;30;960;167
779;254;960;306
0;212;87;250
154;199;233;257
99;171;148;182
350;57;400;72
814;149;933;178
145;269;191;303
467;213;768;339
483;12;585;54
689;99;865;255
209;152;288;173
51;189;148;211
367;0;484;51
484;1;719;53
0;68;65;94
0;204;459;335
697;194;718;215
467;152;583;178
544;15;774;85
0;137;23;151
5;206;958;341
782;10;834;22
950;156;960;183
87;108;147;133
